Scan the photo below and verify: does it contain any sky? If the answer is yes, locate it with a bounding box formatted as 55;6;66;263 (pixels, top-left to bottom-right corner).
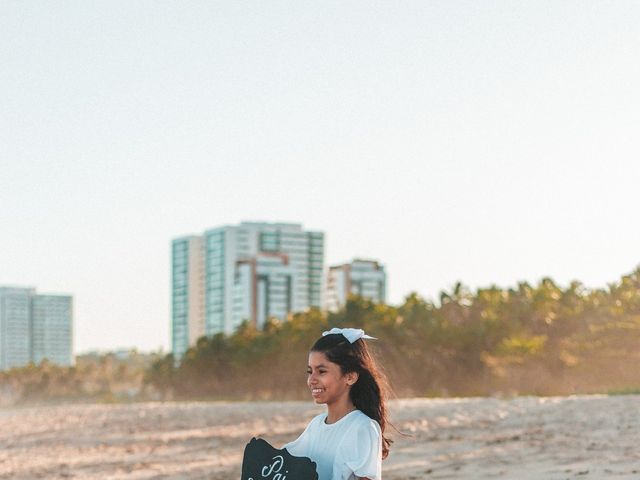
1;1;639;354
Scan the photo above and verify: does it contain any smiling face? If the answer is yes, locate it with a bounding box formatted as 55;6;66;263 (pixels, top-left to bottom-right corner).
307;351;357;407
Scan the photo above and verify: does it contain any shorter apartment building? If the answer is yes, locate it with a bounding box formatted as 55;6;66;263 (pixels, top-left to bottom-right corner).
325;259;387;312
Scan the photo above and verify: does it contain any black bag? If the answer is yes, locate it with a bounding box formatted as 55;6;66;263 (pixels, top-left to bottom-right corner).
241;437;319;480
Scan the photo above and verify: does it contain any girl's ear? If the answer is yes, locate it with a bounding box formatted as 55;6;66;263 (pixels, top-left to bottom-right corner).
346;371;359;386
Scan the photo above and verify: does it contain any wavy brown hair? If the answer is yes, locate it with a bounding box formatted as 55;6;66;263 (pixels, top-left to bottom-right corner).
311;333;393;459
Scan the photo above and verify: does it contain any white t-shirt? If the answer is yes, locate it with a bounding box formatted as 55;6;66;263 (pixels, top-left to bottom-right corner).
283;410;382;480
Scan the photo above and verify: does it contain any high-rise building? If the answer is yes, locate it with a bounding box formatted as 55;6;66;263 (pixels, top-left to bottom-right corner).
324;259;386;312
0;286;73;370
171;235;204;360
171;222;324;358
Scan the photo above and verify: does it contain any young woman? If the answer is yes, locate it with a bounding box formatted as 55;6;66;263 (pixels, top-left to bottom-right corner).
284;327;392;480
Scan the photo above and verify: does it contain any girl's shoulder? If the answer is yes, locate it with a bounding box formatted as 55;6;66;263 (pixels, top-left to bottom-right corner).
344;410;382;437
352;410;381;427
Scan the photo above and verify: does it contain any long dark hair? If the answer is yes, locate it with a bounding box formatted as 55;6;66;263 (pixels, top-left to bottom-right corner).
311;333;392;458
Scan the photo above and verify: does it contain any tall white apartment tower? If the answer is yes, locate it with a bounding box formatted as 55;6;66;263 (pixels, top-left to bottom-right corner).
324;259;387;312
171;235;205;360
171;222;324;358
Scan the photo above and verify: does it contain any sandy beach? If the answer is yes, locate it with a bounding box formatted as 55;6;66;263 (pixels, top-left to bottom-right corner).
1;395;638;479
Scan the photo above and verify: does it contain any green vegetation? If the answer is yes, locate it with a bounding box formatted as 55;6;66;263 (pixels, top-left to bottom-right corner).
3;268;640;405
147;268;640;400
0;350;158;406
607;387;640;396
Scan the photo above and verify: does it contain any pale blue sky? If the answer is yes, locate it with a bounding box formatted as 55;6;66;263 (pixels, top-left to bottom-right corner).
1;1;639;353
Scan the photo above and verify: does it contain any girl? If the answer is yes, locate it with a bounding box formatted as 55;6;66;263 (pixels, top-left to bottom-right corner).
284;327;392;480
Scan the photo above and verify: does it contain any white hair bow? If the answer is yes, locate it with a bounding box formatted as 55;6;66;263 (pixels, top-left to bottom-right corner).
322;327;377;344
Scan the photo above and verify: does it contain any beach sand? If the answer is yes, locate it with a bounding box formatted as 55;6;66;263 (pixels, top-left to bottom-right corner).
1;395;638;479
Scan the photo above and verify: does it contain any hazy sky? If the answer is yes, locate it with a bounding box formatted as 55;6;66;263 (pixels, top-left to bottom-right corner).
1;1;639;353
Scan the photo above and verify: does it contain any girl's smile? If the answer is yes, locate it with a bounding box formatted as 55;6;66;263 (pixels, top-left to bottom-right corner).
307;351;355;407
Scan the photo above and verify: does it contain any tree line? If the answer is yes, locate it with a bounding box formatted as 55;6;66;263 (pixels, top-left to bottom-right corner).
3;268;639;405
146;268;640;399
